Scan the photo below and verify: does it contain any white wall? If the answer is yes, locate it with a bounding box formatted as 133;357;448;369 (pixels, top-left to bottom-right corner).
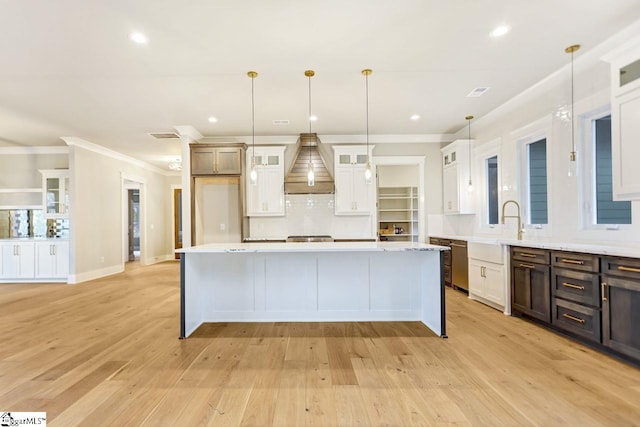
0;152;68;207
69;145;178;283
438;27;640;247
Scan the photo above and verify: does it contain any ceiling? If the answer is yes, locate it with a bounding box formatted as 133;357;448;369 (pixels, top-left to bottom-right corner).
1;1;639;170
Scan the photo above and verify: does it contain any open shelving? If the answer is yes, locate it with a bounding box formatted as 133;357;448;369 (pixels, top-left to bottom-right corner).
377;186;418;242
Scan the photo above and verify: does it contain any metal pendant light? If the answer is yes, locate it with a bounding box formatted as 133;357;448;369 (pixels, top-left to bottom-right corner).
248;71;258;186
362;68;373;184
466;115;474;192
305;70;315;187
566;44;580;177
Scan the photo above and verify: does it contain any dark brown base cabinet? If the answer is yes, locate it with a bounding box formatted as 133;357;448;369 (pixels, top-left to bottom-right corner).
510;247;640;365
510;247;550;323
602;256;640;361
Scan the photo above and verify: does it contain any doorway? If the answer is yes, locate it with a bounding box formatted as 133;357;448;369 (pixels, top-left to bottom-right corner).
127;189;140;262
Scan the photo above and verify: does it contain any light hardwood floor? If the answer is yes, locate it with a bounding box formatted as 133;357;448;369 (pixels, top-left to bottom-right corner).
1;261;639;426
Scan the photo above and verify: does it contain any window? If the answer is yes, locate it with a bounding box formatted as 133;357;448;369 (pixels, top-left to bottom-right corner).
593;115;631;224
486;156;499;225
527;139;548;224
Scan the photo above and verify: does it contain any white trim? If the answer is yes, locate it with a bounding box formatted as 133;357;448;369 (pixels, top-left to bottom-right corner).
0;188;41;193
474;138;502;235
62;137;170;176
372;155;426;243
0;205;42;210
121;173;146;265
67;264;124;284
0;146;69;155
195;134;454;145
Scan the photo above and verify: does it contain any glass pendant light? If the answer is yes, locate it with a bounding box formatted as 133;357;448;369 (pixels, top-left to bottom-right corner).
305;70;315;187
566;44;580;177
362;69;373;184
466;115;474;192
248;71;258;185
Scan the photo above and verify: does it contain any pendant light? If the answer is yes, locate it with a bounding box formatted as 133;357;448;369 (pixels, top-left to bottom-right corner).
362;68;373;184
305;70;315;187
466;115;474;192
248;71;259;186
566;44;580;177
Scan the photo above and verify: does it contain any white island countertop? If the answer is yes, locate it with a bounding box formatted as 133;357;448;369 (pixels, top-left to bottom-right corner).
179;241;450;254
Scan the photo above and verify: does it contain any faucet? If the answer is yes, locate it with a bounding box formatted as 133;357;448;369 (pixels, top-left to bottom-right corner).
501;200;524;240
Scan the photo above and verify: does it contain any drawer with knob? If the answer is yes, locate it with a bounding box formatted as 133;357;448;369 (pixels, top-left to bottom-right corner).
552;251;599;273
551;267;600;307
551;297;601;343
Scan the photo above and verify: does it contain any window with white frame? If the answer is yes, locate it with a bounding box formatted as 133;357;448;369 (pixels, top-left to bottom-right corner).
585;114;632;226
525;138;548;225
486;155;499;225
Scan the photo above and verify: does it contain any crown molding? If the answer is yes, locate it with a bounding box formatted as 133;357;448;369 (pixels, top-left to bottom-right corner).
62;137;170;176
0;146;69;155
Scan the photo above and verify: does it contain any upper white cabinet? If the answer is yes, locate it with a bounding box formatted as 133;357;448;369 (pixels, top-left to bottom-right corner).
441;140;474;214
246;146;285;216
333;146;374;215
40;169;69;218
603;38;640;201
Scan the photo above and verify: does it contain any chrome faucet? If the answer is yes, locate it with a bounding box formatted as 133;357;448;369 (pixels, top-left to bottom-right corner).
501;200;524;240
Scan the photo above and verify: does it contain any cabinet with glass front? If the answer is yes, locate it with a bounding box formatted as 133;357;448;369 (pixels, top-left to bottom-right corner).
40;170;69;218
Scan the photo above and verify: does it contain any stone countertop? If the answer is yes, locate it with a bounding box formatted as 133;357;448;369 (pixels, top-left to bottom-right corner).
0;237;69;242
429;235;639;258
178;241;449;254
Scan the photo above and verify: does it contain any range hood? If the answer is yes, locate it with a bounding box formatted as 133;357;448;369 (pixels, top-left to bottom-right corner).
284;133;334;194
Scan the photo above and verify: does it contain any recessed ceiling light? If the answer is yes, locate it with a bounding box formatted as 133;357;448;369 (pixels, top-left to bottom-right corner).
490;25;510;38
129;32;148;45
309;115;318;122
410;114;420;121
208;116;218;123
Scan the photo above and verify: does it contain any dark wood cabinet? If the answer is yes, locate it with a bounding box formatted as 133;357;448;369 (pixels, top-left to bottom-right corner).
602;256;640;361
511;247;550;322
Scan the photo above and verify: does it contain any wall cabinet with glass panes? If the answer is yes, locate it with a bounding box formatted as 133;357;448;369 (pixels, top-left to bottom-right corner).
40;170;69;219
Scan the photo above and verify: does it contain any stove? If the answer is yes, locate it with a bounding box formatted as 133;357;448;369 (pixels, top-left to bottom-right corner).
286;235;334;243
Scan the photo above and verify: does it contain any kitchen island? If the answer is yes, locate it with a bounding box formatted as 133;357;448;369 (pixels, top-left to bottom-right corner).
178;241;449;338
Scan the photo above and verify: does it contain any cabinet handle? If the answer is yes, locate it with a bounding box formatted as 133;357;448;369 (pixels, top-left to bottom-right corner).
14;245;18;256
562;313;585;324
519;253;537;258
518;263;535;269
561;259;584;265
482;266;486;278
447;201;452;210
53;245;56;256
561;282;585;291
601;282;607;302
618;265;640;273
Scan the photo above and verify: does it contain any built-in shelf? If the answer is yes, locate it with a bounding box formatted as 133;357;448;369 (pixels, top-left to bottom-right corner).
377;186;418;242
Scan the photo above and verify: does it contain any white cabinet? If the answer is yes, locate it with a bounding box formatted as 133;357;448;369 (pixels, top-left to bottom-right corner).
40;170;69;218
441;140;474;214
35;241;69;279
246;147;285;216
603;39;640;201
467;241;508;313
1;242;36;279
333;146;374;215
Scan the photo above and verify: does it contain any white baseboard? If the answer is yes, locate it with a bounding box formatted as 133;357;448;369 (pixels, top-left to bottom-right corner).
142;254;177;265
68;264;124;284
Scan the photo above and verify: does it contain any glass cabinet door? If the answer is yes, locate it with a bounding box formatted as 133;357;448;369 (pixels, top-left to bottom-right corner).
41;171;69;218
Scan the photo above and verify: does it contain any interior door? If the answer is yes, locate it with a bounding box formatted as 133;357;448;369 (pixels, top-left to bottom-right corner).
128;189;134;261
174;188;182;259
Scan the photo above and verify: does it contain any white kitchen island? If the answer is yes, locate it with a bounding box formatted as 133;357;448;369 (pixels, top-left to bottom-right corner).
178;241;449;338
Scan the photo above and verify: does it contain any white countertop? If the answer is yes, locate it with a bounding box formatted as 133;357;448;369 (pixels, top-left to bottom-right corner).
0;237;69;242
179;241;449;254
429;235;640;258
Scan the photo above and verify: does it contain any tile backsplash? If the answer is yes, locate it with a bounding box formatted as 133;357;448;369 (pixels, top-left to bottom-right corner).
249;194;374;239
0;209;69;238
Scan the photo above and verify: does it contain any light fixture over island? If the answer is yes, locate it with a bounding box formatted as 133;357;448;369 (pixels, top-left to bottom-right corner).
178;241;449;339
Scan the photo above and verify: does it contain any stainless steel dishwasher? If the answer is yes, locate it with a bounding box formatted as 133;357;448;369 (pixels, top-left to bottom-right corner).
451;240;468;291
